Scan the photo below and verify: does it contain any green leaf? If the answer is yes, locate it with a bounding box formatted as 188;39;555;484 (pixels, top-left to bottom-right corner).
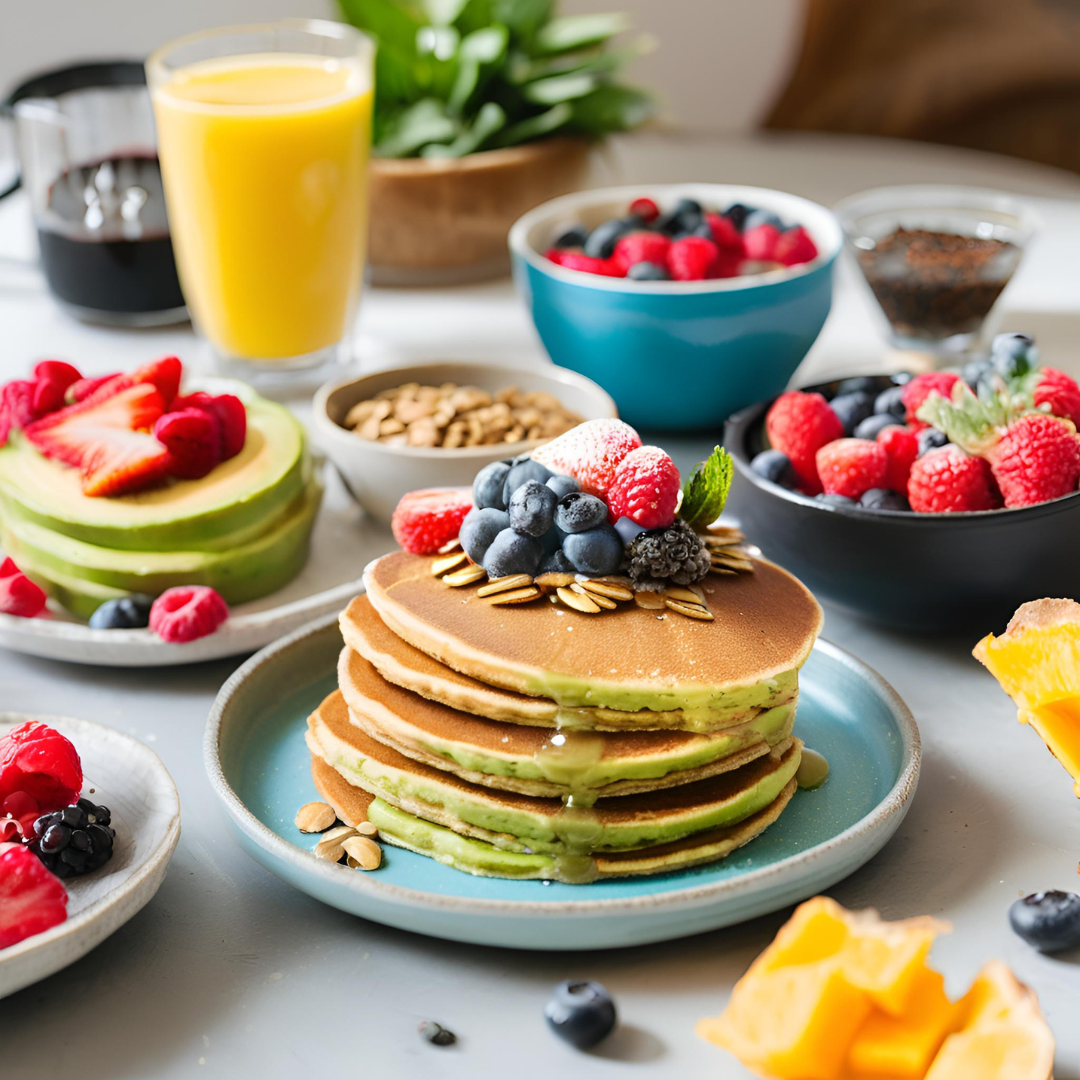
376;98;460;157
533;12;631;56
454;0;496;35
459;24;509;62
421;101;506;156
493;0;553;39
337;0;423;53
522;71;597;105
569;83;653;135
492;101;572;146
511;36;654;84
416;24;460;59
447;25;508;113
680;447;734;531
423;0;469;25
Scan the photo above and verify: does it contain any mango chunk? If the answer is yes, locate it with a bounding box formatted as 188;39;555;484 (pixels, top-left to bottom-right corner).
846;968;958;1078
1023;704;1080;793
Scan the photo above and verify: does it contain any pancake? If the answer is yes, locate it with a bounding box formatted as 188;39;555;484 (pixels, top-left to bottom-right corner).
311;753;798;883
341;594;797;732
306;690;802;856
363;551;822;717
338;645;796;798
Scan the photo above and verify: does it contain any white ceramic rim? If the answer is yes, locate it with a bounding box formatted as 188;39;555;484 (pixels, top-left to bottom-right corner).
205;611;921;918
0;713;181;966
313;360;617;460
508;183;843;295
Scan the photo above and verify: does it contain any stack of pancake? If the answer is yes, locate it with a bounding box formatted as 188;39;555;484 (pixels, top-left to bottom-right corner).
307;550;823;883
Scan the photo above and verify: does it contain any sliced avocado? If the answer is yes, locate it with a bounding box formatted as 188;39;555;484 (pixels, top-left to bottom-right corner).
0;394;306;552
4;478;322;619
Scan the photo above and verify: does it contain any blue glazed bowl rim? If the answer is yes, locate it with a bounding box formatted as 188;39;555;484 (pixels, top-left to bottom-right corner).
509;183;842;295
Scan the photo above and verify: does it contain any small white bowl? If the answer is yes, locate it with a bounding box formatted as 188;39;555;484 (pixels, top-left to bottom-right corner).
313;361;617;522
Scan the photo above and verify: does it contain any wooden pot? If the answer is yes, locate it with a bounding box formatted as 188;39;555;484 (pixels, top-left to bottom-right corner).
367;136;592;286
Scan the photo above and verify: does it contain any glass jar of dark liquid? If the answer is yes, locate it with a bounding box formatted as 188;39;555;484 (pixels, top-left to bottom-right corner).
3;61;186;326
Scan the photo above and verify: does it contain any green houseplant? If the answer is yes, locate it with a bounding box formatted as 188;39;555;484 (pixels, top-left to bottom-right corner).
337;0;654;282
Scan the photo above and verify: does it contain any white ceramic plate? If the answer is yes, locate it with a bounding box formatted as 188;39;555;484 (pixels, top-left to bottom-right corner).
0;468;385;667
0;713;181;999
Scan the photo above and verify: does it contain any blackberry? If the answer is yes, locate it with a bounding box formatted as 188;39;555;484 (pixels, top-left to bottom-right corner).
30;797;115;879
623;519;710;590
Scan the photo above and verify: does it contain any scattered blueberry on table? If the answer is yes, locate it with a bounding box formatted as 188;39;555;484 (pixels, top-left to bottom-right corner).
544;980;617;1049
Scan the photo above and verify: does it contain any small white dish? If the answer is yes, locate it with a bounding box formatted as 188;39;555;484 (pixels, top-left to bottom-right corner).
313;360;616;522
0;713;180;999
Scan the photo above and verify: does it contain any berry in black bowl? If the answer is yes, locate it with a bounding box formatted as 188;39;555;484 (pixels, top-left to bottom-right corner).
544;980;617;1050
30;797;115;879
1009;890;1080;953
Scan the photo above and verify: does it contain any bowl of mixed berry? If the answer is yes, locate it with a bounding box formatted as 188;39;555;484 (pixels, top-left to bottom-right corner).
724;332;1080;631
509;185;841;431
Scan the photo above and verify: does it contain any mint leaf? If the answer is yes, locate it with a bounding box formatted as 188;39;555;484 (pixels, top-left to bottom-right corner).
680;447;733;531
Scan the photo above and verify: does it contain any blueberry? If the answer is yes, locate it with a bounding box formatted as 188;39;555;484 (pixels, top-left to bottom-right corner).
1009;890;1080;953
87;595;154;630
473;461;511;510
546;474;580;499
656;198;703;236
829;392;875;435
890;371;913;386
873;385;906;418
991;332;1039;378
562;525;624;576
743;208;783;231
859;488;910;511
552;224;588;249
627;261;670;281
817;493;855;507
853;413;897;440
962;357;994;389
554;492;608;534
460;507;510;564
502;457;553;506
836;376;880;396
723;202;752;230
917;428;948;456
482;528;544;578
750;449;799;490
539;548;575;576
613;516;646;545
508;480;557;538
544;980;617;1050
584;217;636;259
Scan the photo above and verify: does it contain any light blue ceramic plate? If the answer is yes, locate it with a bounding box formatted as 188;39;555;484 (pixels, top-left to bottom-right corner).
205;613;919;950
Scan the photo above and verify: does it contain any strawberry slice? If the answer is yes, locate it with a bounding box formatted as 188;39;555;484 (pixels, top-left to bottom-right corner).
0;380;36;447
0;842;68;948
80;356;183;409
24;383;171;497
65;372;121;406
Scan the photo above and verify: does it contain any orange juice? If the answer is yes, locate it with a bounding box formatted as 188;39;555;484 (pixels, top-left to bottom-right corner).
151;54;372;361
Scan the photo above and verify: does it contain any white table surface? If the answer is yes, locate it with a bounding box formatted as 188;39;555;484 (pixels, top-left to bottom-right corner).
3;132;1080;1080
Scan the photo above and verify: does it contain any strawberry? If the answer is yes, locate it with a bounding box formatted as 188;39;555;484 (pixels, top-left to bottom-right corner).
391;488;473;556
83;356;183;408
0;563;47;618
901;372;960;427
149;586;229;643
531;419;642;499
765;391;844;495
606;445;681;529
31;361;82;418
24;383;171;497
549;250;625;277
0;721;82;814
668;236;719;281
876;425;920;493
908;446;1002;512
0;791;41;842
816;438;888;499
0;842;68;948
154;408;220;480
65;373;121;405
705;212;744;255
774;226;818;267
1034;367;1080;427
613;232;671;272
172;393;246;460
987;414;1080;508
629;197;660;223
0;380;36;447
743;223;781;262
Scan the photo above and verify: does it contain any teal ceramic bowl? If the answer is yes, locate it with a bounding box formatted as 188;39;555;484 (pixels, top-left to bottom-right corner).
509;184;841;431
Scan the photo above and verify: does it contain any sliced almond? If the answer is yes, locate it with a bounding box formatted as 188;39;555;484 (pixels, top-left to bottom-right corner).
355;821;379;837
665;597;714;621
705;525;746;544
711;554;755;572
664;585;705;605
314;824;358;862
571;583;617;610
342;835;382;870
557;586;601;614
437;537;463;555
710;567;737;576
477;574;533;597
536;572;576;589
295;802;336;833
580;579;634;602
443;564;487;587
431;550;468;576
634;590;667;610
488;586;542;605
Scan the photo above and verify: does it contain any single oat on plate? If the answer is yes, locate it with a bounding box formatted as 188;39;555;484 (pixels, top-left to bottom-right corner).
295;801;337;833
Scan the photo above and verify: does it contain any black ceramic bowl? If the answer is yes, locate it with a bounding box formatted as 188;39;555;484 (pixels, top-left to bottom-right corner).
724;373;1080;634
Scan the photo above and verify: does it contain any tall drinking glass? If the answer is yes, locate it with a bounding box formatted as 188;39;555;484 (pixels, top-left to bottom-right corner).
147;21;373;381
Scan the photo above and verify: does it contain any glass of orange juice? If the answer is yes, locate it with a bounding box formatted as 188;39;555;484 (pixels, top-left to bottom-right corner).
147;21;373;380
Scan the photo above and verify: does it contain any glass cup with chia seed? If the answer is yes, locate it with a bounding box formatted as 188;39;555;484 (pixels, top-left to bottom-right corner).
834;185;1039;359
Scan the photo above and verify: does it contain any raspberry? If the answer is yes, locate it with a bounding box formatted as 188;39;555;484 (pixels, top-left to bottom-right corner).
0;557;47;618
668;236;719;281
551;251;625;277
0;842;68;949
629;197;660;223
876;425;920;493
708;250;742;279
532;419;642;499
988;414;1080;508
1;790;42;842
606;445;681;529
149;585;229;643
1034;367;1080;427
774;226;819;267
743;223;781;262
816;438;889;499
908;446;1001;512
765;391;844;494
902;372;960;426
613;232;671;272
0;721;83;815
705;212;744;254
391;488;473;555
